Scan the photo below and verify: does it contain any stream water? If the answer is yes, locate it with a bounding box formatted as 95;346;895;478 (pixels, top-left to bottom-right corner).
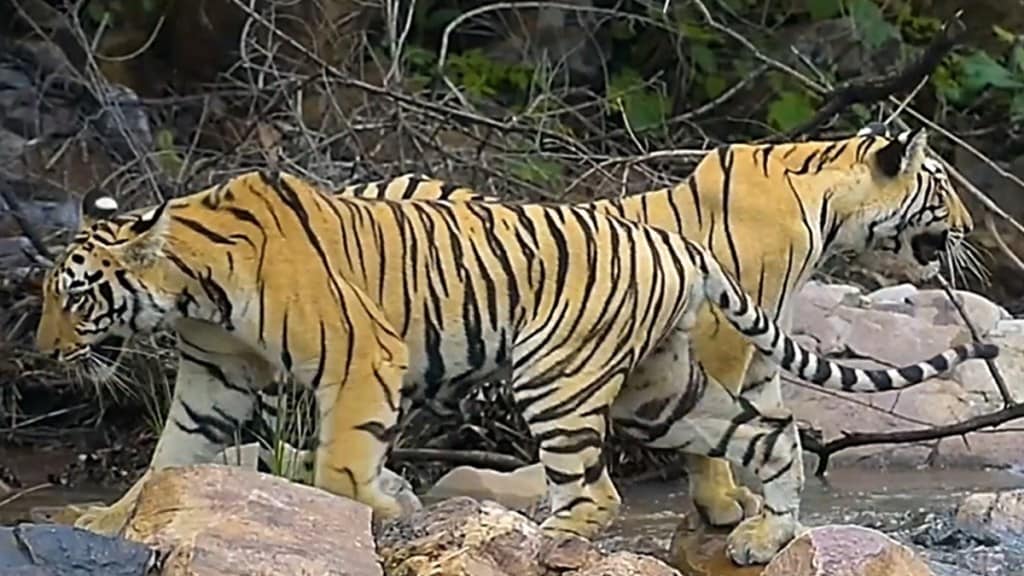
2;444;1023;575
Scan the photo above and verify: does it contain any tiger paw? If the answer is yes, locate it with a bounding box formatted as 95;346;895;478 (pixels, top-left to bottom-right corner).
72;502;133;537
539;509;613;540
693;484;763;528
725;512;801;566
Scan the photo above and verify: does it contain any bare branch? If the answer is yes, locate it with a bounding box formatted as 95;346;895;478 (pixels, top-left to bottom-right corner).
803;402;1024;477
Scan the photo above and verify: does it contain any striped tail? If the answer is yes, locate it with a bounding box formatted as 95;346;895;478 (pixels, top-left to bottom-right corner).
687;242;998;393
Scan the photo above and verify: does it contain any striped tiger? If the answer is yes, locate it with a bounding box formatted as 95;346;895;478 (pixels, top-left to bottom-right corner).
36;168;992;565
328;123;981;543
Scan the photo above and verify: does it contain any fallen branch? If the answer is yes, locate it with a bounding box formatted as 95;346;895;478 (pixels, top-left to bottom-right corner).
787;11;965;139
803;400;1024;476
390;448;527;471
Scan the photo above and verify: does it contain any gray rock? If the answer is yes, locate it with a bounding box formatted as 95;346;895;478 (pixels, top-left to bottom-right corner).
0;523;157;576
785;281;1024;468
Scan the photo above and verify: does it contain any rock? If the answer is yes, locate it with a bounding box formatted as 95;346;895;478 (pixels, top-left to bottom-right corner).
123;464;382;576
216;442;422;513
425;463;547;511
955;490;1024;542
667;510;764;576
907;289;1010;338
575;553;684;576
0;523;157;576
377;496;679;576
784;281;1024;468
763;525;932;576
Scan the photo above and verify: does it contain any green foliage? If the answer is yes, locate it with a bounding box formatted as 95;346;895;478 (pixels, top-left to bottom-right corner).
933;25;1024;121
508;157;564;187
444;49;533;103
769;90;816;132
848;0;901;50
607;68;669;133
806;0;842;21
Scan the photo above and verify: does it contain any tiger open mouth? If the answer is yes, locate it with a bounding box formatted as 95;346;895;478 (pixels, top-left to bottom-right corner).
92;334;127;365
911;230;949;265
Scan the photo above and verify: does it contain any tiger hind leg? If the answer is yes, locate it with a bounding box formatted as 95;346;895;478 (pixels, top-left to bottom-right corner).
624;330;762;528
511;370;625;539
612;361;803;566
686;322;764;528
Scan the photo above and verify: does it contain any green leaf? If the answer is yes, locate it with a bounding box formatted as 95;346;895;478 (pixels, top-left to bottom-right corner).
508;158;564;186
931;63;963;103
807;0;842;20
848;0;900;50
679;20;719;43
691;44;717;73
703;75;727;99
960;51;1024;92
768;91;815;132
607;69;667;133
1012;92;1024;121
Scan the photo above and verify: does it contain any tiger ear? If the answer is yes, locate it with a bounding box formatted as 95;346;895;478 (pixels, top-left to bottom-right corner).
875;128;928;178
114;201;171;267
80;189;119;227
856;121;890;138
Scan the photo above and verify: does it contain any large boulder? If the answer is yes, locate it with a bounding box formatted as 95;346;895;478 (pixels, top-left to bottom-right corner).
122;464;382;576
377;496;679;576
784;281;1023;468
763;525;932;576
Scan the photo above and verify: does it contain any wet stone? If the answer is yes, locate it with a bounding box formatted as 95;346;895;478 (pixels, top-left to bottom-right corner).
0;523;157;576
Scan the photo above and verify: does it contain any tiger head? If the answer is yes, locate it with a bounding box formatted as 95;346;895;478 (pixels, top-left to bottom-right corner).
847;122;977;284
35;191;172;382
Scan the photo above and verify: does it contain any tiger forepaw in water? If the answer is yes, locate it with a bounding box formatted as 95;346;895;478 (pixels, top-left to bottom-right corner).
725;512;802;566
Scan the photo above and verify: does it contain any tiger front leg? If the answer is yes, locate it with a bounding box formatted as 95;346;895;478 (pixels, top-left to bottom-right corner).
305;298;411;521
74;340;265;536
512;372;624;540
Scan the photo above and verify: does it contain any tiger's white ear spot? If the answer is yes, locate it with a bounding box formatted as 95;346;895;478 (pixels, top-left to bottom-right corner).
81;190;119;222
94;196;119;212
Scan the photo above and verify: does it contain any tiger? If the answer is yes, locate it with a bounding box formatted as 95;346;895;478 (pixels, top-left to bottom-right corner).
327;123;981;550
36;168;992;565
311;121;979;557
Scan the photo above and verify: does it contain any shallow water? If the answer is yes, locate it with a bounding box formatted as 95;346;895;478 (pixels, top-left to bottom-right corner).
603;467;1024;576
3;445;1024;575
